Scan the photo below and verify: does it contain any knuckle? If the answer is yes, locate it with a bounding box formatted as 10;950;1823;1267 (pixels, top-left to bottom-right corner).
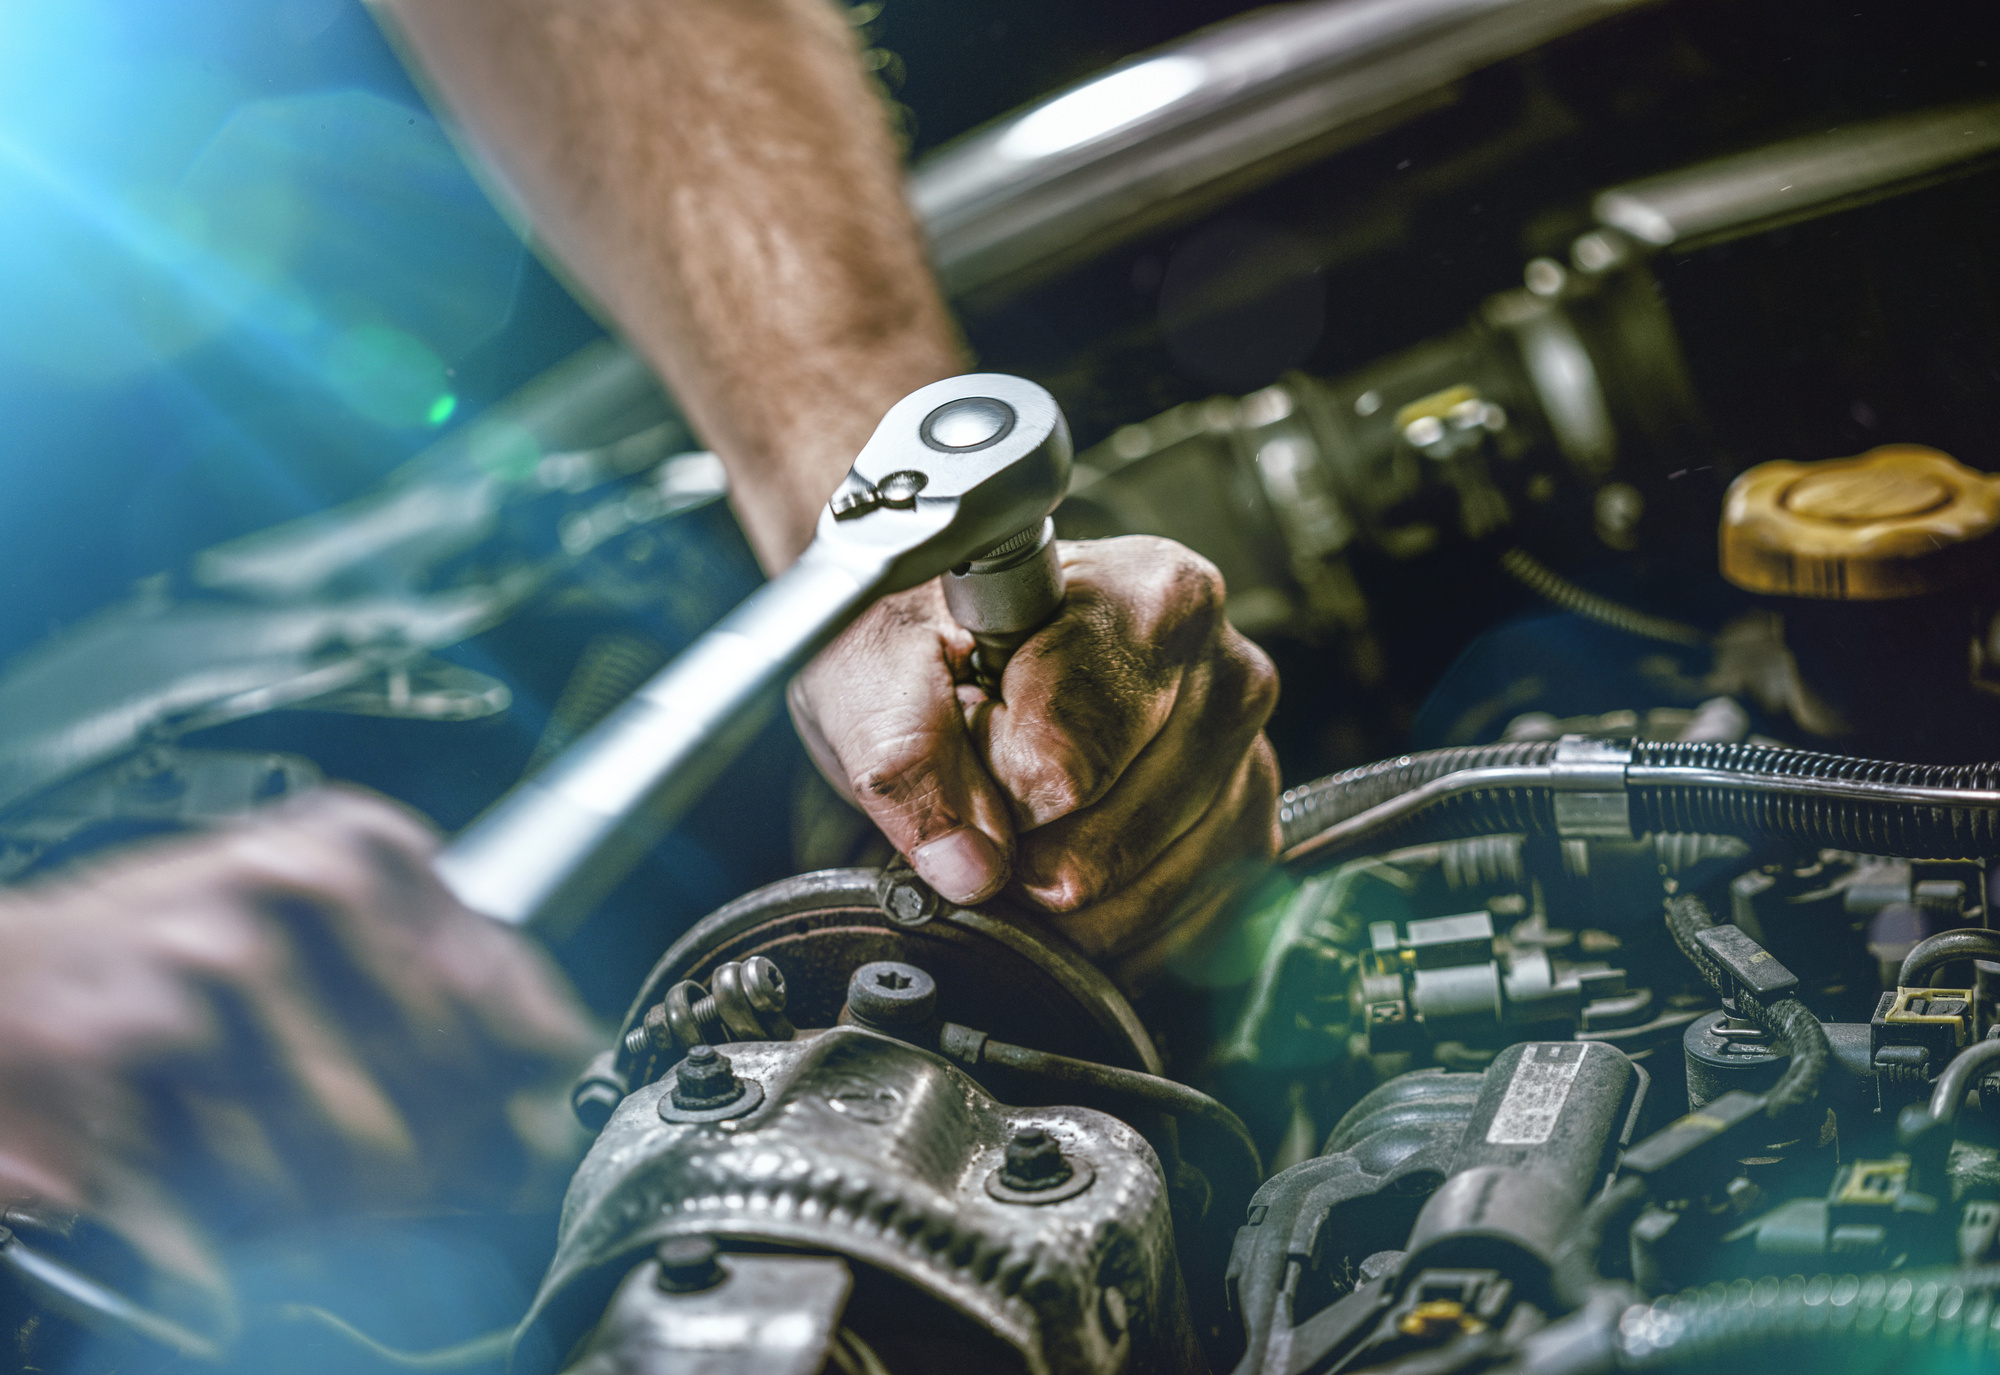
154;905;278;983
1022;839;1117;914
847;730;962;841
221;826;378;917
1009;730;1117;820
1233;632;1280;725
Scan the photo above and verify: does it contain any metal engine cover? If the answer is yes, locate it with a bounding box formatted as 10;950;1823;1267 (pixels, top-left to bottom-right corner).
514;1026;1200;1375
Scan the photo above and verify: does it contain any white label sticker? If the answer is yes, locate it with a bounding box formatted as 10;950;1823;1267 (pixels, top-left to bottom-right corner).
1485;1043;1586;1145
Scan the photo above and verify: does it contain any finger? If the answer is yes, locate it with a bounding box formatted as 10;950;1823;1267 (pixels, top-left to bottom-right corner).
980;537;1225;830
791;581;1016;904
1044;735;1281;969
231;788;593;1074
210;795;593;1194
1014;619;1276;911
132;857;429;1204
69;1157;238;1339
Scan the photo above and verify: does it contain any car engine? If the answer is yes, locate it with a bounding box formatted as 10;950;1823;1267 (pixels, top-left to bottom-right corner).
3;2;2000;1373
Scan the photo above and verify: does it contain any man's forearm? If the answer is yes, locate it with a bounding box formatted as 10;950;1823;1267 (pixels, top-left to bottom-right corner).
375;0;961;570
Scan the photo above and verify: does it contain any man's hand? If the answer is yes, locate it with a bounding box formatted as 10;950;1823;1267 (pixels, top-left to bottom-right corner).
0;787;595;1322
791;536;1280;968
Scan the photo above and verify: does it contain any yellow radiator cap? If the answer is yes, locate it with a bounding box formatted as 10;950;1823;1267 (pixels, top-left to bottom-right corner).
1720;444;2000;598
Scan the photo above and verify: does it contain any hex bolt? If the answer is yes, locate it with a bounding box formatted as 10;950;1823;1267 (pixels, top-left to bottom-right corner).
670;1044;745;1110
875;867;940;928
1000;1127;1073;1191
655;1236;724;1293
845;961;937;1029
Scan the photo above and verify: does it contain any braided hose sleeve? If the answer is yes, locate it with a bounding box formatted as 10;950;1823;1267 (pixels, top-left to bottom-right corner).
1615;1266;2000;1371
1627;741;2000;858
1663;894;1827;1125
1500;548;1709;649
1279;741;1561;854
1281;740;2000;866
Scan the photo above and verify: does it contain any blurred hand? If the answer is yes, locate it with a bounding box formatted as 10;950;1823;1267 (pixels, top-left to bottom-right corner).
0;787;595;1325
791;536;1280;972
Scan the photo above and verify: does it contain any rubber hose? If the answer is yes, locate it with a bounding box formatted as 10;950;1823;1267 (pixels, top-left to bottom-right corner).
1279;741;1560;853
1499;548;1709;649
1664;895;1828;1125
1282;739;2000;864
1928;1035;2000;1127
1615;1265;2000;1371
1552;1175;1649;1312
1900;928;2000;988
1627;740;2000;858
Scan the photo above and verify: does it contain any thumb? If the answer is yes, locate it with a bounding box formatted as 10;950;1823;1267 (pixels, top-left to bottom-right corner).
789;585;1015;905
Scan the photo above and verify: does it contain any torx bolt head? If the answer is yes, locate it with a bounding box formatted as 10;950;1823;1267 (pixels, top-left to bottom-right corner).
670;1044;744;1110
656;1236;724;1293
1001;1127;1073;1191
846;961;937;1028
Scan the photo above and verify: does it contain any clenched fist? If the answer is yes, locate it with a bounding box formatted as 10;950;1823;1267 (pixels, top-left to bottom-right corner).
0;788;595;1328
791;536;1280;975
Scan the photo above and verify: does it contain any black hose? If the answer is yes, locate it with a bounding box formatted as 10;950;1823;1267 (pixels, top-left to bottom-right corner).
1628;741;2000;857
1551;1176;1650;1312
1499;549;1709;649
1663;895;1828;1127
1927;1035;2000;1128
1899;928;2000;987
1614;1265;2000;1370
1282;739;2000;865
1280;741;1560;854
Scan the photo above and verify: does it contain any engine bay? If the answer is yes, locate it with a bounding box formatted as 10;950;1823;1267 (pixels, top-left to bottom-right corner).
5;2;2000;1373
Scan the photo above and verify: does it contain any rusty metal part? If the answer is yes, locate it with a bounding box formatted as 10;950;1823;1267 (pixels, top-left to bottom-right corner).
614;869;1160;1089
517;1027;1199;1375
555;1250;853;1375
626;956;796;1067
656;1049;764;1126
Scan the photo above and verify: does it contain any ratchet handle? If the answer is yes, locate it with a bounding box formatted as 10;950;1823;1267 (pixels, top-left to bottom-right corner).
942;518;1065;697
438;373;1071;933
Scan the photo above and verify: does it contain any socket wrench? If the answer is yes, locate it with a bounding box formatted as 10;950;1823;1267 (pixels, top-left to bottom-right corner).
437;374;1071;932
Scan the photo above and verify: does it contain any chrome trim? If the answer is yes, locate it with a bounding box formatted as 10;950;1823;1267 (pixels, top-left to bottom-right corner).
914;0;1657;297
1594;99;2000;250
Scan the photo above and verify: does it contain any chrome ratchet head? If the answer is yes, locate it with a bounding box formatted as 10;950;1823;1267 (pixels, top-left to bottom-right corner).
813;373;1071;597
815;374;1072;693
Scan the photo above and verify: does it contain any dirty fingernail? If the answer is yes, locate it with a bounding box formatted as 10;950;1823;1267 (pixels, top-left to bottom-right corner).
912;829;1004;905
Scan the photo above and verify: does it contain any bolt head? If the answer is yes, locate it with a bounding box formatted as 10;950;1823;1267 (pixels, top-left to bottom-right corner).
846;961;937;1028
656;1236;724;1293
1001;1127;1073;1190
671;1046;744;1109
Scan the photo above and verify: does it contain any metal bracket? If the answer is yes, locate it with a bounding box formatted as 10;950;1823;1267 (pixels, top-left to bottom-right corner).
1549;735;1633;840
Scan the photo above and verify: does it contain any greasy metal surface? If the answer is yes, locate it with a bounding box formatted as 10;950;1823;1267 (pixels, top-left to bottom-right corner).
558;1253;852;1375
517;1028;1197;1375
619;869;1161;1082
